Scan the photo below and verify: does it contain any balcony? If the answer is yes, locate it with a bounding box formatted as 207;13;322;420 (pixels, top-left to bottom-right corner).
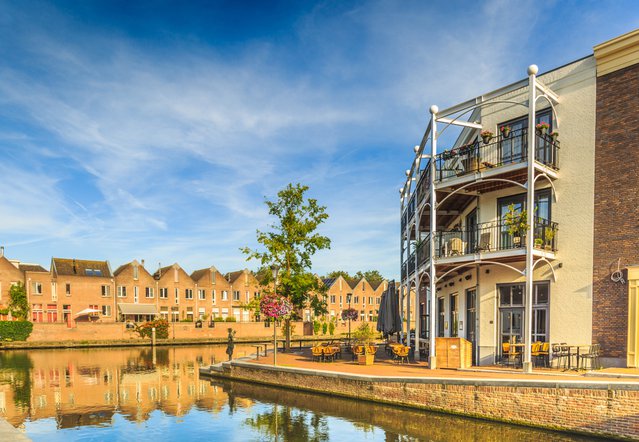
400;129;560;230
434;217;558;260
402;218;558;279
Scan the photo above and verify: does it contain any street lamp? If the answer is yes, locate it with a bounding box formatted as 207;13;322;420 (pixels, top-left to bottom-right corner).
270;264;280;365
346;292;353;344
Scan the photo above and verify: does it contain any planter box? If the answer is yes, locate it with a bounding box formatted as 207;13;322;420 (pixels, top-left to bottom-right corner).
435;337;472;369
357;354;375;365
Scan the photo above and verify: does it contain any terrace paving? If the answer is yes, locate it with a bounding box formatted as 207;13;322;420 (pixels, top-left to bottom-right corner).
246;347;639;382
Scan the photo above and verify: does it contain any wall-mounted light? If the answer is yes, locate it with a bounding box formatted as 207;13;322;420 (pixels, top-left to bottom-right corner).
485;269;490;274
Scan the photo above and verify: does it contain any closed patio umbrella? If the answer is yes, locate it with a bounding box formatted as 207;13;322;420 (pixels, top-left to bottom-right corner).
378;280;401;336
376;291;387;333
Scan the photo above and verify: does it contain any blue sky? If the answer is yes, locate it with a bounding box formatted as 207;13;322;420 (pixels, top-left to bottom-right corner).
0;1;637;279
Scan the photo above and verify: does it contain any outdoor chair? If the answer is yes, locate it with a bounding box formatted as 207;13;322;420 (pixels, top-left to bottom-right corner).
322;346;338;362
500;342;510;366
352;344;365;361
449;237;464;255
534;342;550;367
311;346;324;362
475;232;491;252
579;343;601;370
393;345;409;364
531;342;542;366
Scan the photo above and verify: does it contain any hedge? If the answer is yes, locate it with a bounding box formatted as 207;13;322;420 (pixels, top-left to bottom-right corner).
0;321;34;341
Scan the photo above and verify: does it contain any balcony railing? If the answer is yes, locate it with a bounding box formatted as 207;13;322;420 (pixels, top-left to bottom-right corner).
400;129;560;227
436;128;559;181
434;217;558;259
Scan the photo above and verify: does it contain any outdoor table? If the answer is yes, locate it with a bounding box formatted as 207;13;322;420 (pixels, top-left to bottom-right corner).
510;343;525;367
564;345;590;371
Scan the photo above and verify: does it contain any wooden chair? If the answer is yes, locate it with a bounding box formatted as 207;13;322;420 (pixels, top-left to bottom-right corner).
449;237;464;255
531;342;541;366
311;346;324;362
352;344;365;361
475;232;491;252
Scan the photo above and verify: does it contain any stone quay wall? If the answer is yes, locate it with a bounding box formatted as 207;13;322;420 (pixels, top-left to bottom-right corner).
208;361;639;440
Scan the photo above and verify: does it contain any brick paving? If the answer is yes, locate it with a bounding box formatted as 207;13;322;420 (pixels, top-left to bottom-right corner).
247;347;639;382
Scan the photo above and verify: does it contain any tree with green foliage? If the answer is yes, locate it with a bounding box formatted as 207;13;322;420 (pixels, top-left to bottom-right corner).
242;183;331;350
9;282;29;320
325;270;353;280
354;270;385;287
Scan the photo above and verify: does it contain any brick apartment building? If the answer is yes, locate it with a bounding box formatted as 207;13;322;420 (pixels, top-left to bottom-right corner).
399;29;639;368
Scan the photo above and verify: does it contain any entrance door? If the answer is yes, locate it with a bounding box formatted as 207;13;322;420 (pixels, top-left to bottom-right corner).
500;308;524;346
437;297;445;337
450;294;459;337
466;288;477;364
466;209;478;253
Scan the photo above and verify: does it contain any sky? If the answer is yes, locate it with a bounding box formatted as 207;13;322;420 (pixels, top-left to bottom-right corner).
0;0;637;279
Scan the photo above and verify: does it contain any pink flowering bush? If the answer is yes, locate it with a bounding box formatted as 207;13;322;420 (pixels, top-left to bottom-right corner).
341;308;359;321
259;293;293;319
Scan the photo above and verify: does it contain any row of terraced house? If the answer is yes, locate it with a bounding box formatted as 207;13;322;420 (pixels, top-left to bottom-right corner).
0;248;390;325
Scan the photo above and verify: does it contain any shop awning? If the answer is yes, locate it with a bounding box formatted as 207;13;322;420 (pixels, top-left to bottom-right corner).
117;304;158;316
75;308;101;317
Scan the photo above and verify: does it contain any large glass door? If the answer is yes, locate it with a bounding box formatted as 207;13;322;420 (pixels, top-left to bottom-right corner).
466;209;478;253
466;288;477;364
450;294;459;337
437;297;445;337
500;308;524;344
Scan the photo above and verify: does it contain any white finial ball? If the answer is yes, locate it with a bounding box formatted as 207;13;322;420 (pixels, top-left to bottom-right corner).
405;169;411;177
429;105;439;114
413;145;420;153
399;187;404;194
527;64;539;76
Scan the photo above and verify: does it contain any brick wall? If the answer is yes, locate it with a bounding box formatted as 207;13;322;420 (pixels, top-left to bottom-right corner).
593;62;639;359
217;361;639;439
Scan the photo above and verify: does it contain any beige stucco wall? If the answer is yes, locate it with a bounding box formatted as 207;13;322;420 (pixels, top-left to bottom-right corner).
434;57;597;364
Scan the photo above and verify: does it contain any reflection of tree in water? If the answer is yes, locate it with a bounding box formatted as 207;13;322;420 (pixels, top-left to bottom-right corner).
243;404;329;442
0;351;33;410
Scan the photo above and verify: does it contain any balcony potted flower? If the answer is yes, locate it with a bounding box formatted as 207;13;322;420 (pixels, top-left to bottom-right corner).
534;238;544;249
352;322;378;365
480;130;494;145
535;122;550;135
503;203;529;247
500;125;512;139
550;130;559;142
544;227;555;251
441;149;455;160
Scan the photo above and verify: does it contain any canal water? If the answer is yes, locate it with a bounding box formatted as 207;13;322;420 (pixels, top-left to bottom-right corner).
0;345;600;441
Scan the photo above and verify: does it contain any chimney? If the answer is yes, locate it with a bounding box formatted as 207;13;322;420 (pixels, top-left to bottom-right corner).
73;259;77;274
141;259;145;268
0;246;4;258
158;262;162;278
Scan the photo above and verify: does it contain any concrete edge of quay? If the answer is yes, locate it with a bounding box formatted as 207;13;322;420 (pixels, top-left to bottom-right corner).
201;360;639;440
0;418;30;441
0;336;323;350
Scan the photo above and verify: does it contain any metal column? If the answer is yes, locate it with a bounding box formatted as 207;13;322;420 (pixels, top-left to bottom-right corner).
428;105;438;369
523;65;538;373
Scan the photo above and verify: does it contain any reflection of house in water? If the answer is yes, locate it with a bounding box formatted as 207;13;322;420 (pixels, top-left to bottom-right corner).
0;346;255;428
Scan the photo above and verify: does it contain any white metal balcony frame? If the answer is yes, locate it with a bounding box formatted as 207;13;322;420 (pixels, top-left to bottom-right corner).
399;65;559;372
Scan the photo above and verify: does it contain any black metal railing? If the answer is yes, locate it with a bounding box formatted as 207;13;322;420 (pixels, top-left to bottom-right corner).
400;130;560;226
435;128;559;181
433;217;558;259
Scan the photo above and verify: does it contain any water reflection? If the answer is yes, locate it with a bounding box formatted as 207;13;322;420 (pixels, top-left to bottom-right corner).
0;346;603;441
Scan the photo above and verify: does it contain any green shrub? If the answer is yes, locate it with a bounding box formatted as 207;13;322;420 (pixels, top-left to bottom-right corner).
214;317;225;322
0;321;34;341
328;321;335;336
321;322;328;335
225;316;237;322
135;319;170;339
313;320;321;335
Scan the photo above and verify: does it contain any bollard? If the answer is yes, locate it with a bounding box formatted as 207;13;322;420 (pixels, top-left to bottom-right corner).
152;327;156;347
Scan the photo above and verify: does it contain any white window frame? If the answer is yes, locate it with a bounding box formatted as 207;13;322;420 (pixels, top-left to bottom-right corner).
222;291;228;301
146;287;154;298
32;281;43;295
198;289;206;300
185;289;193;300
101;285;110;297
117;286;127;297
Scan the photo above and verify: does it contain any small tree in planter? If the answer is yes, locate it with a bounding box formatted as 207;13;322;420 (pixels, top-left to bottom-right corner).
328;320;335;336
352;323;378;365
321;322;328;335
503;204;529;247
313;320;321;335
544;227;555;251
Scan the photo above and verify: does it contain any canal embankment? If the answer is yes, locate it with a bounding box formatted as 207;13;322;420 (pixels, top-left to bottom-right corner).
203;359;639;440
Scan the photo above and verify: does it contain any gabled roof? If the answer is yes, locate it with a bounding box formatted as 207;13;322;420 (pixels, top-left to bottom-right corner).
52;258;111;277
19;263;47;272
191;266;219;282
225;270;244;284
369;279;385;291
322;277;337;288
346;278;361;290
153;264;178;280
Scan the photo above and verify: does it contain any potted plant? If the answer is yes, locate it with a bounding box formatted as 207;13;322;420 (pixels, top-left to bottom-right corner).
534;238;544;249
480;130;494;145
544;226;555;251
535;121;550;135
352;323;378;365
503;203;529;247
500;125;512;138
441;149;454;160
550;131;559;142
